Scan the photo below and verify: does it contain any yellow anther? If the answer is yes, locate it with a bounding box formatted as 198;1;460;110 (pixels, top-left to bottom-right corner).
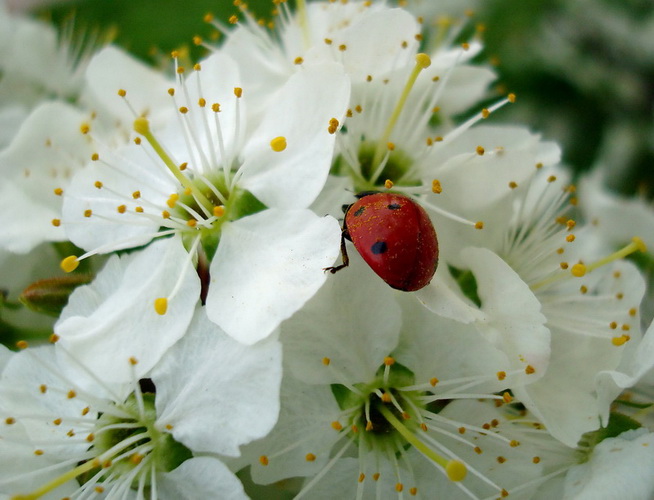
566;234;576;242
51;219;61;227
381;392;392;403
476;145;485;155
133;117;150;135
67;390;76;399
171;50;179;58
481;108;490;118
358;473;365;482
198;97;206;107
632;236;647;253
355;105;363;113
432;106;440;113
432;179;442;194
39;384;47;393
203;12;214;23
5;417;15;425
496;371;506;380
294;56;304;65
560;262;569;270
338;44;347;51
429;377;439;386
612;335;629;346
510;440;520;447
162;210;171;219
387;142;395;151
176;66;185;75
229;14;238;24
194;63;201;71
49;333;59;343
328;117;339;134
629;307;637;317
395;483;404;492
458;427;466;434
508;93;516;103
61;256;80;273
445;460;467;481
322;357;330;365
372;472;380;481
385;179;394;189
331;421;343;431
168;88;175;96
154;298;168;315
179;106;189;114
383;356;395;366
118;89;127;97
571;263;586;277
503;392;513;403
270;136;287;152
305;453;316;462
16;340;28;349
475;221;484;230
94;181;103;189
167;193;179;208
187;219;197;227
131;190;141;199
193;36;203;45
84;209;92;218
80;123;90;134
234;87;243;98
508;181;518;189
91;153;99;161
117;205;127;214
53;187;63;196
525;365;535;375
548;175;557;183
213;206;225;217
179;162;188;171
365;421;374;431
34;449;44;455
461;42;470;50
129;357;138;365
134;137;142;145
324;38;332;45
259;455;269;466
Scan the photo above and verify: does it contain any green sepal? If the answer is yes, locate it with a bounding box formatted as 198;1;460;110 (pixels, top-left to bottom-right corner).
19;274;94;316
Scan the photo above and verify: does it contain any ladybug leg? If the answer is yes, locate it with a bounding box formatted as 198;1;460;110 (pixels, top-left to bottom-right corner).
324;232;350;274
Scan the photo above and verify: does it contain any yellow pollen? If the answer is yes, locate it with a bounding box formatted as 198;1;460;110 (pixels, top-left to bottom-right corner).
503;392;513;403
387;142;395;151
445;460;467;481
167;193;179;208
95;486;105;493
183;187;192;196
132;191;141;199
51;219;61;227
322;357;330;365
476;145;485;155
198;97;206;107
497;371;506;380
395;483;404;492
331;421;342;431
91;153;99;161
213;206;225;217
176;66;185;75
305;453;316;462
385;179;394;189
117;205;127;214
187;219;197;227
162;210;171;219
429;377;439;386
229;14;238;24
234;87;243;98
481;108;490;118
194;63;201;71
324;38;332;45
16;340;28;349
381;392;392;403
355;105;363;113
557;247;565;254
34;449;44;456
510;440;520;447
501;489;510;497
525;365;535;375
475;221;484;230
80;123;90;134
39;384;47;393
560;262;569;270
571;263;586;277
193;36;202;46
432;179;442;194
629;307;637;316
118;89;127;97
67;390;76;399
474;446;482;454
86;433;95;442
458;427;466;434
621;323;630;330
401;40;408;48
532;456;541;464
53;187;63;196
134;137;142;145
294;56;303;65
154;298;168;315
352;425;359;433
212;103;221;113
617;293;624;300
373;473;380;481
508;93;516;103
580;285;588;294
60;256;79;273
383;356;395;366
338;44;347;51
461;42;470;50
179;162;188;171
365;421;374;431
366;75;373;82
328;117;339;134
179;106;189;114
358;473;365;482
168;88;175;97
49;333;59;343
171;50;179;58
270;136;287;152
5;416;17;425
609;321;618;329
509;181;518;189
130;453;145;465
420;423;428;431
612;335;630;346
203;12;213;23
566;234;576;242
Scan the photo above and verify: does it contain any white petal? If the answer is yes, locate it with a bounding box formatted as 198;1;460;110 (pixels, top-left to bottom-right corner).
158;457;247;500
563;429;654;500
55;237;200;385
282;249;402;384
206;209;342;344
415;268;482;324
84;46;172;129
462;247;551;383
0;101;93;253
239;62;350;209
152;308;282;456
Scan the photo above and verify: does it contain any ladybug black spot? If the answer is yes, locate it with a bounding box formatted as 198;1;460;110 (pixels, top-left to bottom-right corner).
387;203;402;210
353;206;366;217
371;241;388;254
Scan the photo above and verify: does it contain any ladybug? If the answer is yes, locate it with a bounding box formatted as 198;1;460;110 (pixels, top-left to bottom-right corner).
326;192;439;291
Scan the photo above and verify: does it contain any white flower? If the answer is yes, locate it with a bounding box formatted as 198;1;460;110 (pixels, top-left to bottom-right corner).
60;47;350;343
0;307;282;498
242;256;548;498
421;164;650;446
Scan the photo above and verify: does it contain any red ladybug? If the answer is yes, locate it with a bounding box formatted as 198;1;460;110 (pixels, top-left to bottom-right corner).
326;192;439;291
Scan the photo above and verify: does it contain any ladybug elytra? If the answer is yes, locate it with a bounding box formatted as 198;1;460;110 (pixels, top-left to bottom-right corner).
326;192;439;291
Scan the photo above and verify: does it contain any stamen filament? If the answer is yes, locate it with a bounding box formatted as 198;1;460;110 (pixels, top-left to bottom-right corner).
295;0;311;51
133;117;213;211
371;54;432;169
12;458;101;500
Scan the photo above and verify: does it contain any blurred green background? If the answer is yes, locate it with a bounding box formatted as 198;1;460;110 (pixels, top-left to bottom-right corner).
36;0;653;195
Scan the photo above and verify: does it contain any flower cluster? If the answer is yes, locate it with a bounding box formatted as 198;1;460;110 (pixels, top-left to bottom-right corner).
1;1;653;499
